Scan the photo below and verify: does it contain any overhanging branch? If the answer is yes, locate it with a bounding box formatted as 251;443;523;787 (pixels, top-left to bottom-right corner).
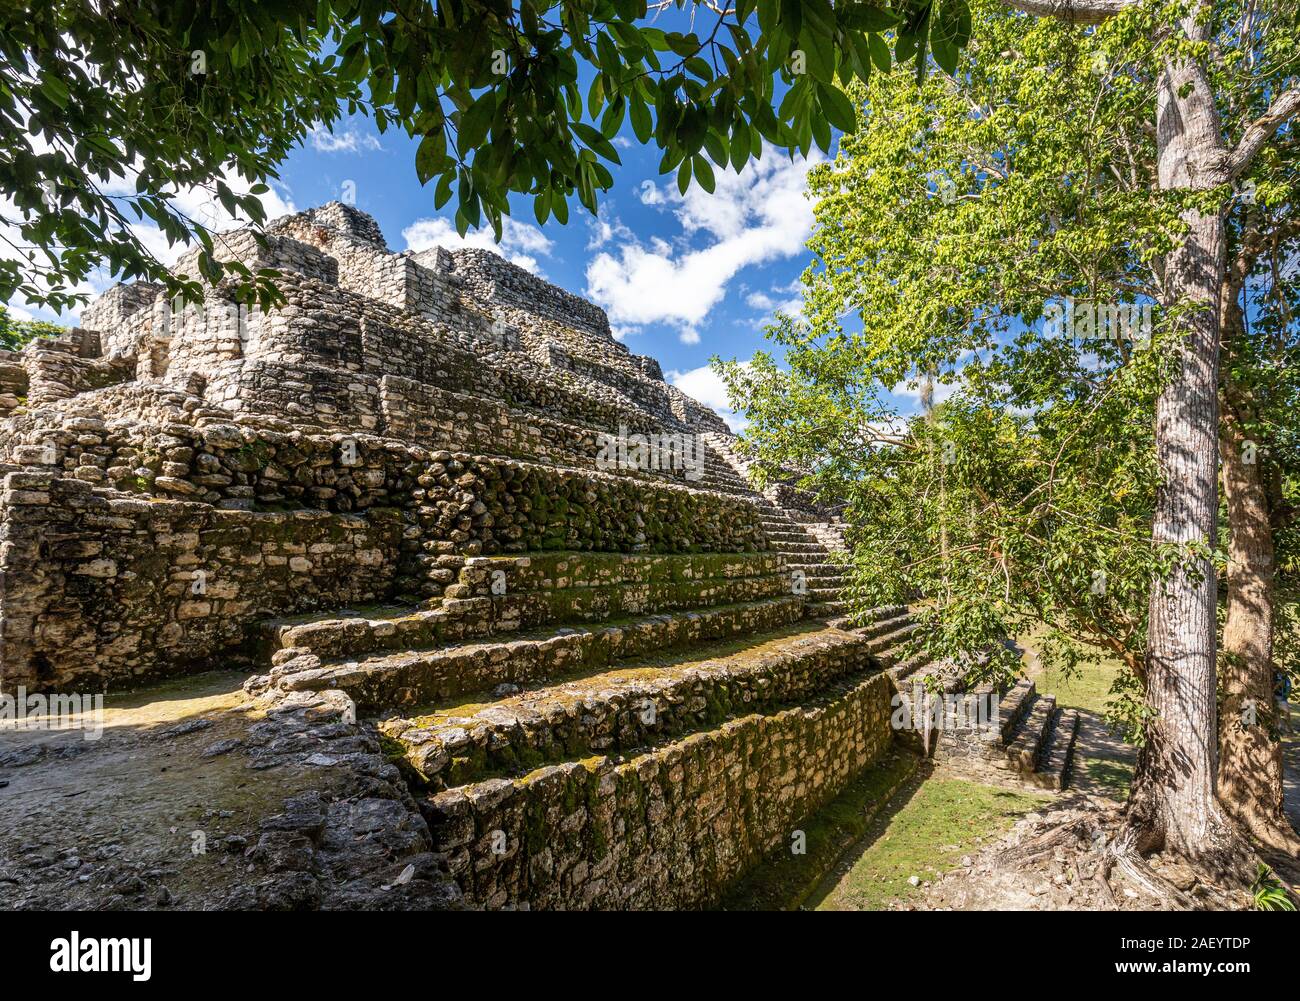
1224;87;1300;180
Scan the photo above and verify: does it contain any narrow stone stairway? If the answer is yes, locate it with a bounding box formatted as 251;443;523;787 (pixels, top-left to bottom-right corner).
839;608;1082;791
698;433;849;618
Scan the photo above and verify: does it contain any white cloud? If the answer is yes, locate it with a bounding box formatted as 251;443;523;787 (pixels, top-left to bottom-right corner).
402;216;554;274
587;205;634;250
667;364;748;431
308;124;382;153
679;328;701;345
586;145;823;343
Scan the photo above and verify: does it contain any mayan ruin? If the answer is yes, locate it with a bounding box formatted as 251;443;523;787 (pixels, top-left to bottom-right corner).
5;2;1298;966
0;201;1103;911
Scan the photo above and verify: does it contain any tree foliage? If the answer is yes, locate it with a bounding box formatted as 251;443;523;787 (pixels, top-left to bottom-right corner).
2;0;969;313
717;0;1300;732
0;304;64;351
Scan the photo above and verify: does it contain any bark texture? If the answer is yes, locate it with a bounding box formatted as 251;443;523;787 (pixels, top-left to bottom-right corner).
1216;301;1298;852
1124;27;1236;863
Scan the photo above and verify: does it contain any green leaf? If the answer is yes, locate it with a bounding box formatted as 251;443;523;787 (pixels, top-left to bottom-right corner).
817;83;857;132
797;23;836;83
39;74;70;110
693;154;715;193
630;98;653;143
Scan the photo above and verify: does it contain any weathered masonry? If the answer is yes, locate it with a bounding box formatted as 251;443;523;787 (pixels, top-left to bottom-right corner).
0;203;984;908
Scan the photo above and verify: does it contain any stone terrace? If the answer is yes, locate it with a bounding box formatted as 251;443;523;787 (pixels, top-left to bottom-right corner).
0;203;931;910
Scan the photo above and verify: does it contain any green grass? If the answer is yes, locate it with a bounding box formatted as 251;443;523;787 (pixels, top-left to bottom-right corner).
719;752;919;911
1083;757;1134;800
815;777;1049;911
1016;624;1127;717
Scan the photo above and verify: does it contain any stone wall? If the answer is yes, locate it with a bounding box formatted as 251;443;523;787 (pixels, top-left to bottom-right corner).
22;333;135;407
0;205;765;694
421;671;893;909
444;247;613;340
0;469;405;691
79;281;160;360
0;349;28;417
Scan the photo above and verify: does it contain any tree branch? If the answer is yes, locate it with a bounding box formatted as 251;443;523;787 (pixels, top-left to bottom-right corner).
997;0;1137;25
1223;86;1300;179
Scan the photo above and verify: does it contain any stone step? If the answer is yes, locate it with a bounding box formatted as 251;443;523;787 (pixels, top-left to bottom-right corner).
855;607;913;640
805;600;847;618
261;551;792;662
1005;692;1057;773
885;653;934;685
826;603;907;631
1031;707;1079;790
269;595;809;710
767;529;815;540
419;666;894;910
864;621;922;664
382;622;875;789
694;475;755;494
784;561;845;573
700;466;748;483
790;570;844;588
996;678;1037;743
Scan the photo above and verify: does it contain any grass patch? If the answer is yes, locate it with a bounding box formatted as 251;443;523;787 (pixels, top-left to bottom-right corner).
815;777;1049;911
1083;757;1133;800
719;752;919;911
1016;625;1126;717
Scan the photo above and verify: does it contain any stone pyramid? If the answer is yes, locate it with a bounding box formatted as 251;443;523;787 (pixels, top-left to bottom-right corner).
0;203;949;909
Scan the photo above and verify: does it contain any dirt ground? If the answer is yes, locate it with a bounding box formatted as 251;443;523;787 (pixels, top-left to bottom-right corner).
0;672;451;910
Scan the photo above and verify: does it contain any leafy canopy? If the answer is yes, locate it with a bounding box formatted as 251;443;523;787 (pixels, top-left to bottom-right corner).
2;0;972;313
0;304;65;351
720;0;1300;724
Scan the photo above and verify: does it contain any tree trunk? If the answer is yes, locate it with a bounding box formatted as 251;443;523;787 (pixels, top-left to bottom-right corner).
1217;324;1299;851
1123;44;1243;870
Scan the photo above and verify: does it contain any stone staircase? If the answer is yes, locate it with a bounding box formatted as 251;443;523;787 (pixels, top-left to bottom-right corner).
698;432;850;618
836;607;1081;791
253;548;894;909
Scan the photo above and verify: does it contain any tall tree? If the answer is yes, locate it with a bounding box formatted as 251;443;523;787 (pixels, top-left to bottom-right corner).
722;0;1300;875
1217;208;1300;851
994;0;1298;873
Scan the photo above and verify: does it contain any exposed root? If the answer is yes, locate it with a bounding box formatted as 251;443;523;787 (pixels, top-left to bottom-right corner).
1105;828;1197;910
1093;855;1120;910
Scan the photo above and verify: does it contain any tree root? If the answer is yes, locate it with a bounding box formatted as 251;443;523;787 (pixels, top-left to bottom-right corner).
1093;856;1120;910
1104;827;1198;910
